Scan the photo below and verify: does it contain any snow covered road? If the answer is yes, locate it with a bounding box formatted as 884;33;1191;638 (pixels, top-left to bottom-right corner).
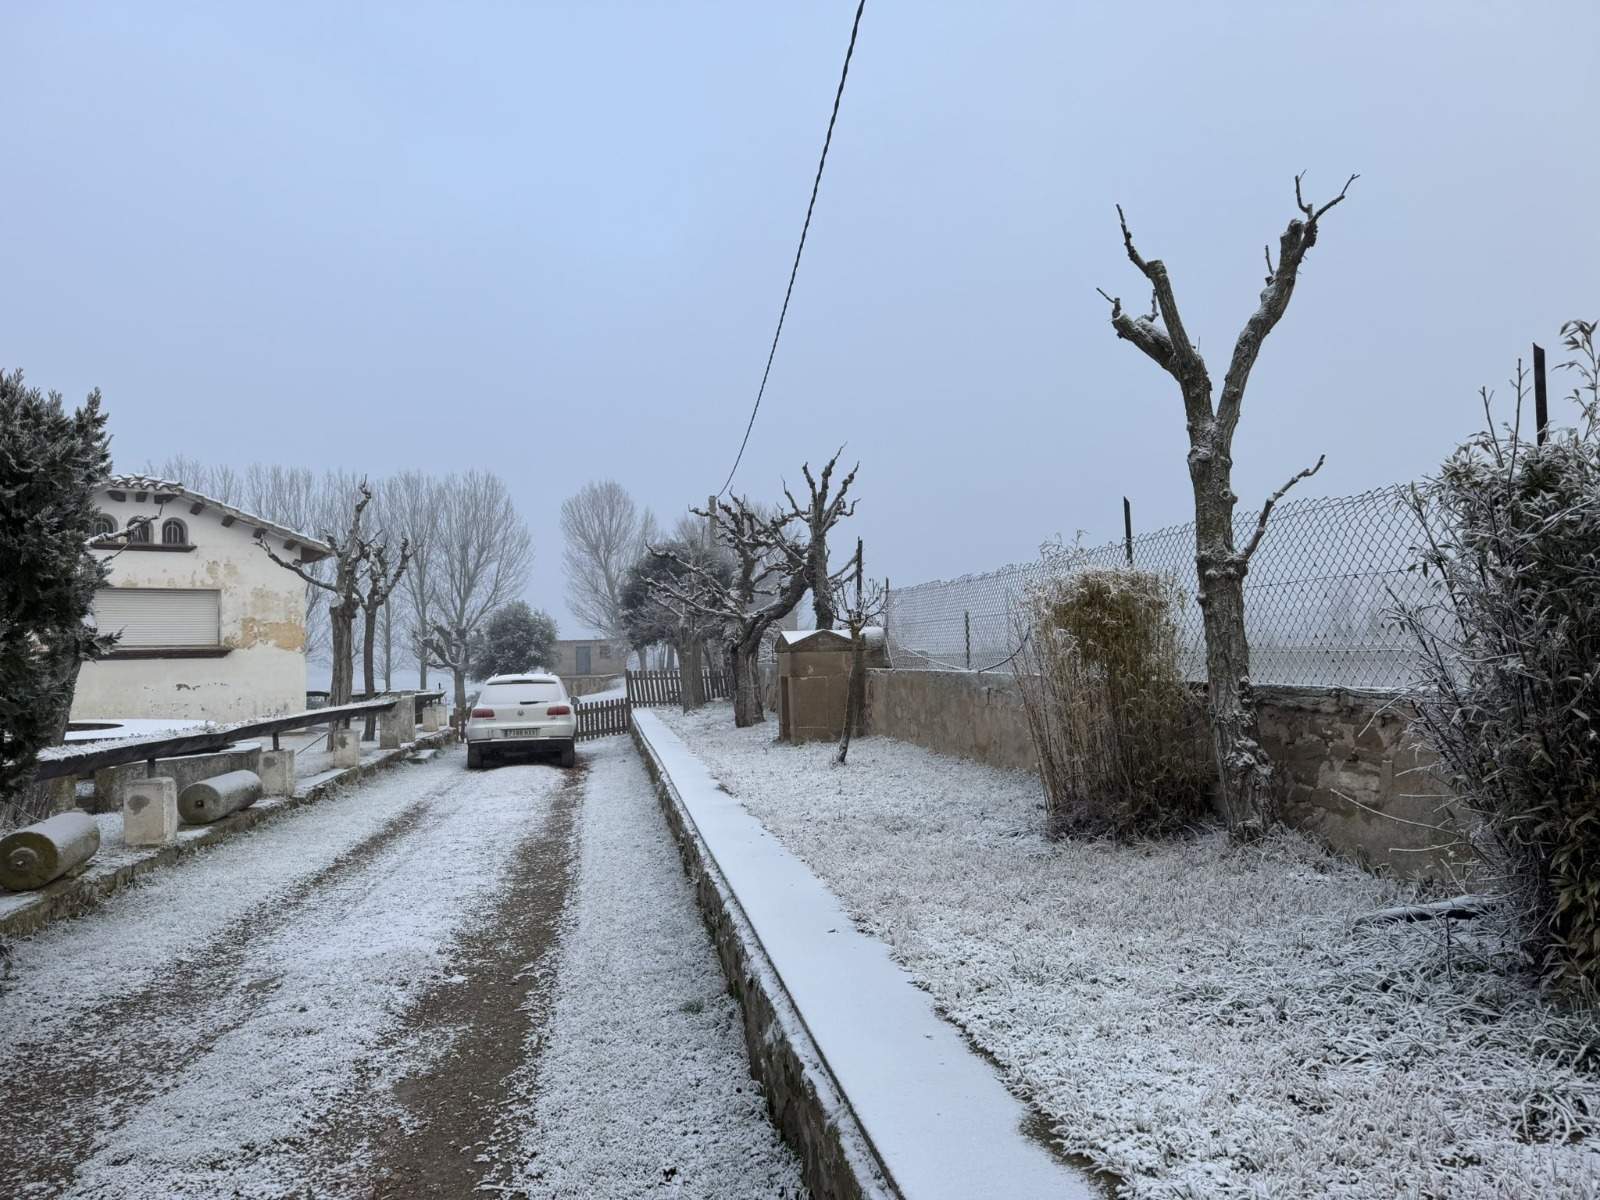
0;737;801;1199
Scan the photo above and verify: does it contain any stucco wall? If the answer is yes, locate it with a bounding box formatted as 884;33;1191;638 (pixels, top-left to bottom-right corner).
863;669;1464;879
72;493;310;723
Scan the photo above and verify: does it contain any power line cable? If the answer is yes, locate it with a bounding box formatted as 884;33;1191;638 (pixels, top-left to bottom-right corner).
716;0;867;498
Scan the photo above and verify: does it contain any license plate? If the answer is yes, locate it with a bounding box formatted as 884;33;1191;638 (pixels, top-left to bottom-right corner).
503;727;538;738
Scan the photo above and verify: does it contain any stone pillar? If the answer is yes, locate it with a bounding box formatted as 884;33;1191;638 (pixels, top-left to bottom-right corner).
259;749;295;797
332;729;361;768
124;777;179;847
421;703;440;733
379;695;415;750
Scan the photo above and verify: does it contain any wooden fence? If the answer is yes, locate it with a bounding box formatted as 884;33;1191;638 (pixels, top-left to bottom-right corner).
575;697;631;741
624;668;731;707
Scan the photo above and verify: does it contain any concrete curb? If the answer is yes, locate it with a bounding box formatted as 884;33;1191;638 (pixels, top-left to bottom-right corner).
631;717;899;1200
0;730;454;940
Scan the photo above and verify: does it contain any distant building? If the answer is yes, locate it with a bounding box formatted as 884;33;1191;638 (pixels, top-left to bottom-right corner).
552;638;627;692
71;475;331;723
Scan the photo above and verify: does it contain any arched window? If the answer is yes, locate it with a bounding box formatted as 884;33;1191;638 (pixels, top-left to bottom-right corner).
91;514;115;539
127;517;152;544
161;518;188;546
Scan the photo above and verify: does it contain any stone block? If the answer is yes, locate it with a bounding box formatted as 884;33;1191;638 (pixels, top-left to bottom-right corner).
379;695;415;749
91;762;147;815
123;777;179;847
48;776;79;815
332;729;361;768
420;703;440;733
260;749;295;796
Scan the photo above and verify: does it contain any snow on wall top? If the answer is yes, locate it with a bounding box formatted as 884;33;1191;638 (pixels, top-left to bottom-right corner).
633;709;1096;1200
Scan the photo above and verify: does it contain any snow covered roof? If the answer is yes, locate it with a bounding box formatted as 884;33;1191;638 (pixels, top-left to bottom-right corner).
777;625;884;647
104;474;333;562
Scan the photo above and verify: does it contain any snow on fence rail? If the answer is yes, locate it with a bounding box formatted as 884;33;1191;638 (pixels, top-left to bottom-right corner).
886;484;1442;691
32;692;446;782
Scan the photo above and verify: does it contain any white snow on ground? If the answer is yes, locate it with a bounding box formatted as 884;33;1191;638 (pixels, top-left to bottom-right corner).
505;737;806;1199
659;703;1600;1200
0;751;563;1199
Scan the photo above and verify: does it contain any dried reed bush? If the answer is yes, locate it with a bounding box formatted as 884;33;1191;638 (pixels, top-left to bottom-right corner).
1015;562;1212;838
1396;320;1600;990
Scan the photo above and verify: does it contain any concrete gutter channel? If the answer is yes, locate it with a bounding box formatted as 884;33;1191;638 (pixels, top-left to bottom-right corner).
630;711;1099;1200
0;729;454;940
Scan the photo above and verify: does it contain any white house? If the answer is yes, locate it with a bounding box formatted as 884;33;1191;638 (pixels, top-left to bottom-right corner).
71;474;331;724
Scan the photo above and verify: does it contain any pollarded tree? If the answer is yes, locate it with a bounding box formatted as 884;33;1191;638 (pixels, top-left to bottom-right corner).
782;449;858;630
620;540;732;711
0;373;118;821
650;497;808;727
1097;173;1353;836
470;601;558;678
258;479;375;714
830;537;885;765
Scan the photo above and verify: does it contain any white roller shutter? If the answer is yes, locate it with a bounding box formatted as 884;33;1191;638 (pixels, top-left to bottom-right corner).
93;588;220;648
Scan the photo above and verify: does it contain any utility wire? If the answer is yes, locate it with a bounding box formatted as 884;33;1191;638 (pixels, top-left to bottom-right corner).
716;0;867;498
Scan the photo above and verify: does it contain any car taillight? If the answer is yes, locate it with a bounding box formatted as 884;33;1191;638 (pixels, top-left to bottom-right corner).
546;705;571;716
470;707;495;718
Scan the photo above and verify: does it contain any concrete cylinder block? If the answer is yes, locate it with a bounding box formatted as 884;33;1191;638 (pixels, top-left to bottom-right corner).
124;777;180;847
0;812;101;891
420;704;440;733
380;696;415;750
178;770;263;825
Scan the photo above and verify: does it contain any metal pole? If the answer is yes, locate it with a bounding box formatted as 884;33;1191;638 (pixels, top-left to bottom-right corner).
1123;496;1134;566
964;610;971;670
1533;344;1549;446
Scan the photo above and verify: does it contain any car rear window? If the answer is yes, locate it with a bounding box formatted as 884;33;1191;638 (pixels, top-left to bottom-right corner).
479;682;564;704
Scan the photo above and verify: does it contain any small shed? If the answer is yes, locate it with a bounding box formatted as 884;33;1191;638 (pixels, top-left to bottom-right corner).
775;627;887;743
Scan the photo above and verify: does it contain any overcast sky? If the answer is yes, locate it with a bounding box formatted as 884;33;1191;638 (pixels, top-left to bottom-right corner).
5;1;1596;637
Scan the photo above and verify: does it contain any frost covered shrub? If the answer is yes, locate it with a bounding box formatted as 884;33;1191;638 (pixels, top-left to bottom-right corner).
1397;320;1600;989
1015;563;1212;838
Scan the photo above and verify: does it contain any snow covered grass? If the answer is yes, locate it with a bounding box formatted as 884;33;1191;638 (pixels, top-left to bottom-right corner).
507;738;805;1199
659;704;1600;1199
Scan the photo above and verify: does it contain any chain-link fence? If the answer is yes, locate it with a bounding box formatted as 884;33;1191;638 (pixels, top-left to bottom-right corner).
884;484;1440;691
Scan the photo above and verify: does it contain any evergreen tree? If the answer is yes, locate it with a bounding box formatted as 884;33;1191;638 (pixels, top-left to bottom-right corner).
0;372;116;815
470;602;558;678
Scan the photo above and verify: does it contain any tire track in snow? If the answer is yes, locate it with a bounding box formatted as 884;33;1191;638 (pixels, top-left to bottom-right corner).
322;759;585;1198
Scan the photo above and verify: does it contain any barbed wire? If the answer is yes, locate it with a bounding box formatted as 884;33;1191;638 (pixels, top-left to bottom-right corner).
884;484;1444;691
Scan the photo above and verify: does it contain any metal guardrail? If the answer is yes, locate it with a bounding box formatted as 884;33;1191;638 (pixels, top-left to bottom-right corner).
33;692;446;782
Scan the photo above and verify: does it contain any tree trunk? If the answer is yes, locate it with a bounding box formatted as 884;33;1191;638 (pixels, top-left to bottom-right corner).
679;638;705;713
730;642;764;727
1191;461;1273;834
382;598;393;691
836;632;866;764
811;535;836;629
452;666;468;728
362;607;378;742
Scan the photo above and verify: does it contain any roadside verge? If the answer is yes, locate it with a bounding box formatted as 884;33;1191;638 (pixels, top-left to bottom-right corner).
0;730;454;940
631;710;1096;1200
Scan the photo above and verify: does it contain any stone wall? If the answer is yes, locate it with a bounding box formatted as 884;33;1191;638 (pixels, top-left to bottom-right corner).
862;669;1036;772
862;668;1463;879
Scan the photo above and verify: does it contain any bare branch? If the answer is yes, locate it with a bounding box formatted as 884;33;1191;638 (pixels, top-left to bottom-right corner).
256;534;337;592
1239;454;1326;562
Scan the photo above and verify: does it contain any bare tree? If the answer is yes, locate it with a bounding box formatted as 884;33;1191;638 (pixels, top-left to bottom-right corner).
832;537;884;765
425;470;534;719
1097;173;1352;835
358;536;411;738
783;449;858;629
381;471;445;688
650;497;807;727
258;480;376;714
561;480;656;638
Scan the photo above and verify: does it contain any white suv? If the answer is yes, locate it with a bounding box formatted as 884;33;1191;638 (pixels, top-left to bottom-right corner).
465;673;578;770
